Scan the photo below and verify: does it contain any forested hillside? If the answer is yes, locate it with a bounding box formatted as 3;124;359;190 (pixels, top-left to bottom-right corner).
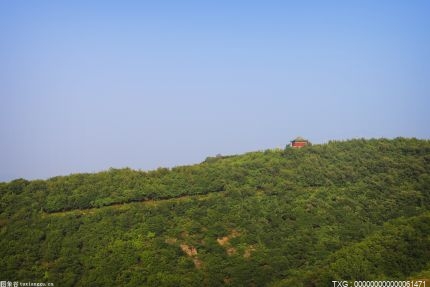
1;138;429;286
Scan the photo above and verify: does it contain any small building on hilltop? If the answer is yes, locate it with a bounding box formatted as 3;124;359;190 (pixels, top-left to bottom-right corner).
291;136;310;148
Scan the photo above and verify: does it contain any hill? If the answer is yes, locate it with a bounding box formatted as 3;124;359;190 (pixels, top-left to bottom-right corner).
1;138;429;286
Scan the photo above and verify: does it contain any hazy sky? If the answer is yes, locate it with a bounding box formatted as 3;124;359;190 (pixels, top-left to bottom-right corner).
1;1;429;181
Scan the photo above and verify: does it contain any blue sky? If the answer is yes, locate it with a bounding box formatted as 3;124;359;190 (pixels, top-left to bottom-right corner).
1;1;429;181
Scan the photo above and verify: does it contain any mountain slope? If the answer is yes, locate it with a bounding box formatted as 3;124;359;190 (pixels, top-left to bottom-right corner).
0;138;429;286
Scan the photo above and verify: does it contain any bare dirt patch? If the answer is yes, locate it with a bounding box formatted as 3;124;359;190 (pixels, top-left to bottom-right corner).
217;229;240;246
179;244;202;269
243;245;256;258
217;229;240;256
180;244;198;257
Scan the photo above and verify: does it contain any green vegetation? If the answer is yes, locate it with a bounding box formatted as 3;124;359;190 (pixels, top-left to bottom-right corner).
1;138;429;286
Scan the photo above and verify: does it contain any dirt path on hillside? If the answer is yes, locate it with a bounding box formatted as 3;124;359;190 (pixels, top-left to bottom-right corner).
43;192;220;217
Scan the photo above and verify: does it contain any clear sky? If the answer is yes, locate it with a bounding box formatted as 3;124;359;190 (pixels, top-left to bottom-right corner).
1;1;429;181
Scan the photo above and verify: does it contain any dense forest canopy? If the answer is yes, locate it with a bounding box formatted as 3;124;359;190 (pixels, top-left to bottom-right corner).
1;138;429;286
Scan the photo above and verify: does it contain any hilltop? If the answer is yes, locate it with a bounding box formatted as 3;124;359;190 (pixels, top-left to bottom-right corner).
1;138;429;286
